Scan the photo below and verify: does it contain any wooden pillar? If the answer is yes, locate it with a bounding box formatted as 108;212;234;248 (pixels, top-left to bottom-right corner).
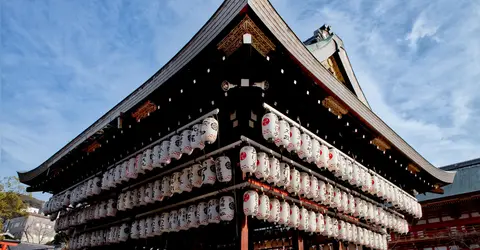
293;231;304;250
240;215;249;250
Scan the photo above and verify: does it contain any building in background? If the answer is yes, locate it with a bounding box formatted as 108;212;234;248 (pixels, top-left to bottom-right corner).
2;196;55;245
390;158;480;250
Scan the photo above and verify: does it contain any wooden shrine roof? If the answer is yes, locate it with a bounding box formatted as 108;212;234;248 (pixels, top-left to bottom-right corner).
18;0;455;189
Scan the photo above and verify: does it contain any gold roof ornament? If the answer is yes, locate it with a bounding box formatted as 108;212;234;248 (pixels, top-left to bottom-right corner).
371;137;391;152
217;15;275;57
322;96;348;118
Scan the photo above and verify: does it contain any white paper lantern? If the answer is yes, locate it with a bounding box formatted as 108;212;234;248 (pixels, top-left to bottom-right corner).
306;210;316;233
240;146;257;174
138;219;146;238
308;139;321;164
179;208;188;230
202;158;216;185
138;186;146;206
289;204;300;229
326;183;334;206
160;212;170;233
243;190;259;216
146;216;154;236
267;198;280;223
161;176;172;198
298;207;309;231
135;153;144;175
153;215;161;236
63;191;71;207
299;172;310;197
113;166;121;185
287;168;300;194
287;126;301;153
298;132;312;160
146;182;155;204
255;152;270;180
325;215;333;237
257;194;270;220
207;199;220;223
180;167;193;192
317;213;325;235
220;196;235;221
117;193;125;211
119;223;130;242
191;124;205;150
309;176;319;200
267;157;281;185
86;177;94;196
187;204;199;228
317;144;329;169
107;169;115;189
339;220;346;241
126;158;137;180
279;163;290;187
142;148;153;172
336;156;346;180
197;202;208;226
160;140;171;165
152;145;161;168
99;200;107;218
262;112;280;142
123;191;133;210
332;218;339;239
347;193;355;215
279;201;290;225
333;187;341;210
171;172;182;195
317;180;326;204
153;180;162;202
275;120;290;148
180;130;194;155
169;210;179;232
327;148;339;173
190;163;204;188
341;191;348;212
201;117;219;144
169;135;183;160
215;156;232;182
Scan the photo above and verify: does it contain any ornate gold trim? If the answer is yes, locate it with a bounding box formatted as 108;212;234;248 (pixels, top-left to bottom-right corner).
132;100;157;122
217;15;275;57
407;163;420;174
372;137;391;151
322;96;348;117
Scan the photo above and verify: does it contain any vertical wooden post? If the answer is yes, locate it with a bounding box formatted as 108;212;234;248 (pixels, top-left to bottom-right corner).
298;233;304;250
240;215;249;250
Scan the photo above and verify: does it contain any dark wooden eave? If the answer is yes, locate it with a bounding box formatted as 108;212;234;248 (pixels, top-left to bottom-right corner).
18;0;455;187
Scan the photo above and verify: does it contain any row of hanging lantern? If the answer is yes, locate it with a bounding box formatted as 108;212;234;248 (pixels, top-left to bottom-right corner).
70;195;236;250
44;116;219;216
116;156;232;212
54;197;118;231
261;111;422;219
69;223;130;250
130;196;235;239
240;146;408;234
243;190;388;250
54;155;232;232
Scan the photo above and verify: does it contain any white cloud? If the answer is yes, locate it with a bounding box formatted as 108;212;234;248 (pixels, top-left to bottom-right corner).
405;12;439;48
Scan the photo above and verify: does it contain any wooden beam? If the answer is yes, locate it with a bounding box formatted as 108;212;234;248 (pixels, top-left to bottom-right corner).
240;215;249;250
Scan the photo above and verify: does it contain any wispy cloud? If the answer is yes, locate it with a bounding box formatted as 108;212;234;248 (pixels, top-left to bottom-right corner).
1;0;479;201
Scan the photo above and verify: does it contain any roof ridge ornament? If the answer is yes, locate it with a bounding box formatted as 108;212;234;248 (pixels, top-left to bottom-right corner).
314;24;333;42
217;15;275;57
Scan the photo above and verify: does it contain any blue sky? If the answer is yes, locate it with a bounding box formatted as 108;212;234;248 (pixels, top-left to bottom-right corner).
1;0;479;201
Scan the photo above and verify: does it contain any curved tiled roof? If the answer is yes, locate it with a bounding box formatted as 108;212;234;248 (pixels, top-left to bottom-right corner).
417;158;480;202
18;0;455;187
